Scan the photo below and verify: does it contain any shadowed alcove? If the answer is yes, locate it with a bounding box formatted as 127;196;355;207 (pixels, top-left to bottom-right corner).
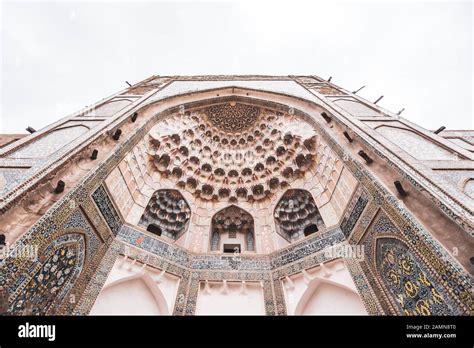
210;205;255;253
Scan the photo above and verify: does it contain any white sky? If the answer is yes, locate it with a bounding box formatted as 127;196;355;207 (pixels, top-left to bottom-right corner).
0;0;472;134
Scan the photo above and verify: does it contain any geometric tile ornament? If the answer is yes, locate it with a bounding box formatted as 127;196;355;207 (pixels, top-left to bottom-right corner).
7;126;89;159
340;191;369;238
92;185;122;236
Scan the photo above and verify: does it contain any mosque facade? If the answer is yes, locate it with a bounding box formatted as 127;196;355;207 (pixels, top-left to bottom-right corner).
0;75;472;315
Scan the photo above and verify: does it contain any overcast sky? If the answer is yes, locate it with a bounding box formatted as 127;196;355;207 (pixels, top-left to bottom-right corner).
1;0;472;134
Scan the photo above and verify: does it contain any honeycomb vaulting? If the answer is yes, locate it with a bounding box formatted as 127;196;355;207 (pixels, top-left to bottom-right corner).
147;102;320;204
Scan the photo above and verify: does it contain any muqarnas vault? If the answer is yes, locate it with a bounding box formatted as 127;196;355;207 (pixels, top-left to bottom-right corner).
0;75;473;315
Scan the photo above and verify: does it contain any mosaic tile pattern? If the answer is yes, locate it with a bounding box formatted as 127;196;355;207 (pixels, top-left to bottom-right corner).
1;183;112;315
348;201;379;245
341;191;369;237
73;240;122;315
190;254;270;271
2;206;105;315
365;261;400;314
377;237;453;315
0;167;29;195
8;234;85;315
118;224;345;272
8;126;89;159
360;210;472;315
119;224;269;271
92;185;122;236
119;225;191;266
270;227;345;269
344;258;386;315
63;209;101;256
376;126;456;161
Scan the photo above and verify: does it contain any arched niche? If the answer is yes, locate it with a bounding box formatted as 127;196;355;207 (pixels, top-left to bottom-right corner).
375;237;454;315
274;189;325;242
294;278;367;315
138;189;191;241
90;272;169;315
210;205;255;253
8;125;89;159
375;125;455;161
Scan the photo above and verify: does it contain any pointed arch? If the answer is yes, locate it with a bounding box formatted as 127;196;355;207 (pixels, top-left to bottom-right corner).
294;277;366;315
8;233;86;315
90;271;170;315
274;189;325;242
462;178;474;199
138;189;191;241
209;205;255;252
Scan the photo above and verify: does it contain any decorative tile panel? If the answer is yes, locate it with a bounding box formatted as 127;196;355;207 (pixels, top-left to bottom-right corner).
92;185;122;236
